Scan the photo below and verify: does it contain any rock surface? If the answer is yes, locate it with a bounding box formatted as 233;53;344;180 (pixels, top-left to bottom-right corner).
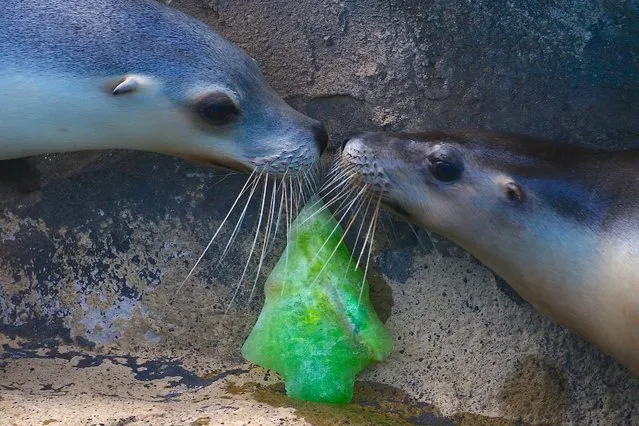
1;0;638;424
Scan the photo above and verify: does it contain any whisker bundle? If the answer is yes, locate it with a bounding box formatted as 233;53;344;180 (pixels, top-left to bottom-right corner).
173;164;320;309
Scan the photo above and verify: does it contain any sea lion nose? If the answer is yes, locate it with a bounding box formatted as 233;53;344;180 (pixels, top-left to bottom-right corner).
312;123;329;155
341;138;350;151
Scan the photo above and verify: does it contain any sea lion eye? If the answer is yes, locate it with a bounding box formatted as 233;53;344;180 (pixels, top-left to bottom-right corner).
429;160;462;182
196;92;240;125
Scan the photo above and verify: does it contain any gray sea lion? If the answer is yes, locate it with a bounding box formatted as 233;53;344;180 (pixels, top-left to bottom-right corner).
0;0;327;175
340;130;639;373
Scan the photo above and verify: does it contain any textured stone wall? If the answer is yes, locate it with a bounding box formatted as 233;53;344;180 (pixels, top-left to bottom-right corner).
1;1;638;424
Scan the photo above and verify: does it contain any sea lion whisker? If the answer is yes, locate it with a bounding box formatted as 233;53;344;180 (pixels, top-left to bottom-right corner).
299;168;312;207
309;171;319;196
298;183;354;226
408;224;441;260
293;175;303;217
309;184;368;265
425;231;443;261
323;161;343;181
267;172;288;255
381;211;399;246
280;175;294;296
319;164;352;191
310;186;369;283
335;189;368;241
377;213;393;247
176;168;258;293
306;166;316;189
303;169;316;200
326;158;341;174
213;168;265;271
322;180;362;218
301;177;349;216
226;169;270;313
331;186;365;220
286;175;293;240
319;166;353;194
318;166;349;189
303;167;358;221
321;166;343;187
294;174;303;207
343;196;374;279
355;189;382;271
310;191;368;286
213;174;231;186
353;202;372;272
212;171;239;186
248;176;277;304
288;175;298;221
311;165;321;188
300;174;309;203
263;176;279;256
359;193;382;304
266;175;279;242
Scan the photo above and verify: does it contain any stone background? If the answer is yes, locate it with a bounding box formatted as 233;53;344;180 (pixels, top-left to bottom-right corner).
1;0;638;424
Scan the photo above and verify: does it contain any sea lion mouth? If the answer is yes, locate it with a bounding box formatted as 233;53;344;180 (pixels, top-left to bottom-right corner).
338;149;412;222
182;154;253;174
176;150;319;176
343;175;413;221
340;161;392;199
207;159;253;174
381;200;413;222
382;201;412;219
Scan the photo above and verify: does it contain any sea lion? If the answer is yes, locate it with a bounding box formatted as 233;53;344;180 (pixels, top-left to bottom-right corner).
340;130;639;373
0;0;327;175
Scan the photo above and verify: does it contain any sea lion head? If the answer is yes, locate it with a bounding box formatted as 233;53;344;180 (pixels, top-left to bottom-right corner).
0;0;328;176
340;130;617;245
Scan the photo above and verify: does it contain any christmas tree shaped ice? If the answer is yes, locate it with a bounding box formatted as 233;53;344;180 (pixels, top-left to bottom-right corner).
242;196;393;404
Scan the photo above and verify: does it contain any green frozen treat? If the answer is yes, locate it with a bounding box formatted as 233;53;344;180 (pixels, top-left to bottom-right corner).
242;196;393;404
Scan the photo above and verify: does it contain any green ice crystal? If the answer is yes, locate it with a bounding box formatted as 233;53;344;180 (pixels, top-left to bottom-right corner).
242;196;393;404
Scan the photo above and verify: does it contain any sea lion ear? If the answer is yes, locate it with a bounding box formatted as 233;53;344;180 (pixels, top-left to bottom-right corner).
504;181;526;203
111;75;152;95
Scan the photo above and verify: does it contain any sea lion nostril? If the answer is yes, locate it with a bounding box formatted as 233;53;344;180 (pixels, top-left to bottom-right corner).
312;123;329;154
341;138;350;151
